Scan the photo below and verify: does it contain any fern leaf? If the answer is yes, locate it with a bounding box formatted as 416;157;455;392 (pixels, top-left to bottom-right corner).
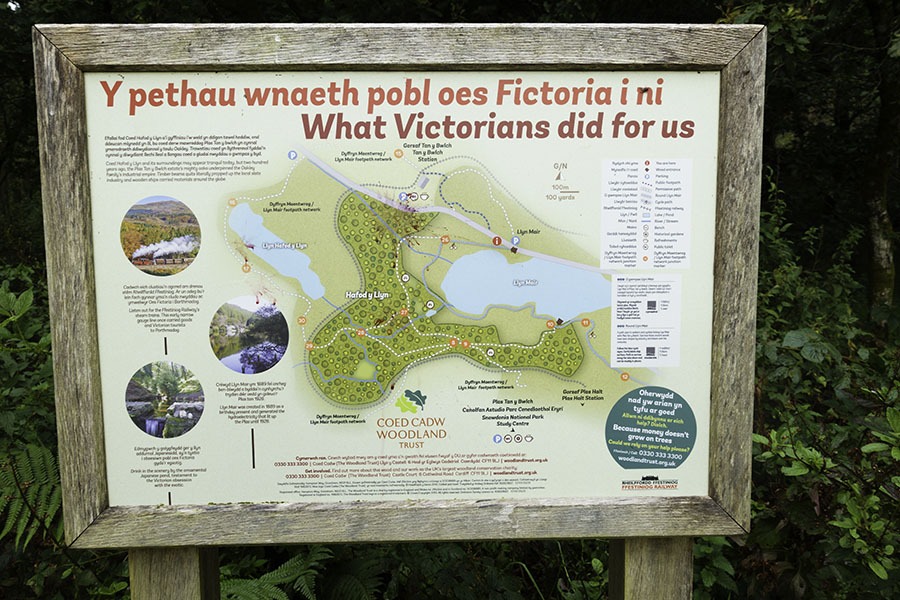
0;496;24;540
326;576;379;600
0;444;62;550
221;578;290;600
322;557;383;600
293;575;317;600
260;544;332;592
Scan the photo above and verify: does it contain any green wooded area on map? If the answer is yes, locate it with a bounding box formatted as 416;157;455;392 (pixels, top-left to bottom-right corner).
306;185;583;405
2;1;899;599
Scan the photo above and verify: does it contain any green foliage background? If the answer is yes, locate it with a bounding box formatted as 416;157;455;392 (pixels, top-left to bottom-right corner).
2;0;899;598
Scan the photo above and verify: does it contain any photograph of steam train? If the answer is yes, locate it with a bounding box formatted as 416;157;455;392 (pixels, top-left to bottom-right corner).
210;296;289;374
120;196;201;276
125;361;204;439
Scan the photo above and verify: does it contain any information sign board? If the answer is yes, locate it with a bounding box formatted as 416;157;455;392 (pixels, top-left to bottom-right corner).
33;24;765;548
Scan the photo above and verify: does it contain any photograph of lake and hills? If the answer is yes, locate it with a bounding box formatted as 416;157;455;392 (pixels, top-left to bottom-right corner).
125;361;204;438
210;296;289;374
120;196;201;276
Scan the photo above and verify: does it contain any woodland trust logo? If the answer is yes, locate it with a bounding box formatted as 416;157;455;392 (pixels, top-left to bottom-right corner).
396;389;427;413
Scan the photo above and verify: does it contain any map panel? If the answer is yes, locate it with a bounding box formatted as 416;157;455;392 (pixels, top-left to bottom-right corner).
86;71;719;505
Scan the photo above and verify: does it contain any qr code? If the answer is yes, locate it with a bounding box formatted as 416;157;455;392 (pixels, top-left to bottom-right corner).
645;346;656;358
646;300;657;311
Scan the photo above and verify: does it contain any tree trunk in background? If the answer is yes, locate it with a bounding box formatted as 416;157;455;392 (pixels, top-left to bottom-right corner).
866;0;899;312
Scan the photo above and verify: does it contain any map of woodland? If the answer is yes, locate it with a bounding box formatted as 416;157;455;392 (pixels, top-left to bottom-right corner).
224;146;640;407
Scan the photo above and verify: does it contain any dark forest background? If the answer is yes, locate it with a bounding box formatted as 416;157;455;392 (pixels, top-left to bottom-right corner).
2;1;899;598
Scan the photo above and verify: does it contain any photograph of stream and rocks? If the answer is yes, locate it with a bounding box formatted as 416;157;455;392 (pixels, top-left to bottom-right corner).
125;360;205;438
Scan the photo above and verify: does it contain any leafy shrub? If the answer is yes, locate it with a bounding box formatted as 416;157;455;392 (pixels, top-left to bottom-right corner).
735;181;900;599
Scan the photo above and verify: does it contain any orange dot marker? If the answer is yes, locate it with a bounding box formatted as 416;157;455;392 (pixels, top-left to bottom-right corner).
241;264;251;273
441;235;450;244
461;339;470;349
449;338;458;347
227;198;237;207
305;342;314;350
297;316;307;325
399;308;409;317
356;328;366;337
394;149;404;158
620;372;630;381
546;320;556;329
581;318;591;327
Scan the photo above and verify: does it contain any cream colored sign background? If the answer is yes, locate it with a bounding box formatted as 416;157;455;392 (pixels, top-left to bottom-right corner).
85;71;719;506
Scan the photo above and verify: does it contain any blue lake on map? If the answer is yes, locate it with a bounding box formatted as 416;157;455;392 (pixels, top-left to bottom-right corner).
228;203;325;299
440;249;610;321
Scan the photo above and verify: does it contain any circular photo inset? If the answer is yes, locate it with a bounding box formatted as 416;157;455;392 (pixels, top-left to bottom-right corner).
125;361;204;438
210;296;289;374
121;196;200;276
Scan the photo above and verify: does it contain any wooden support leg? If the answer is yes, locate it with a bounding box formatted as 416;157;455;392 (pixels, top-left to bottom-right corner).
609;537;693;600
129;547;220;600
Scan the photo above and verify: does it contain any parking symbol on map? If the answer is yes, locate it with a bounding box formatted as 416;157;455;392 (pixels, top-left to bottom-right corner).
493;434;503;444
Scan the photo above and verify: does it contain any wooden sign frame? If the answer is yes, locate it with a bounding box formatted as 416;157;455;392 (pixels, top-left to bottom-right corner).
33;23;764;551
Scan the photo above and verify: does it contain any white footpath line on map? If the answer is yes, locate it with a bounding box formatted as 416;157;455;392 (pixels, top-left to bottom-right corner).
294;145;611;275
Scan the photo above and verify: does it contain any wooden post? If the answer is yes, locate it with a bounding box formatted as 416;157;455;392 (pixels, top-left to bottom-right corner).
129;547;220;600
608;537;693;600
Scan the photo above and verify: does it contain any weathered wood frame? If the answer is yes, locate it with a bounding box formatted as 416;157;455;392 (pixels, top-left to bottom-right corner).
33;23;765;550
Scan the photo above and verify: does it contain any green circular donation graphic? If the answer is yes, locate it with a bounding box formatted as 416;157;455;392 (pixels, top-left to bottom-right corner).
120;195;201;276
605;386;696;469
125;361;204;438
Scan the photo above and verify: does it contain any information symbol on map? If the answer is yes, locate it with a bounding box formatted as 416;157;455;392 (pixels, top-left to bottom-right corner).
288;150;298;160
401;273;410;283
492;236;502;246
